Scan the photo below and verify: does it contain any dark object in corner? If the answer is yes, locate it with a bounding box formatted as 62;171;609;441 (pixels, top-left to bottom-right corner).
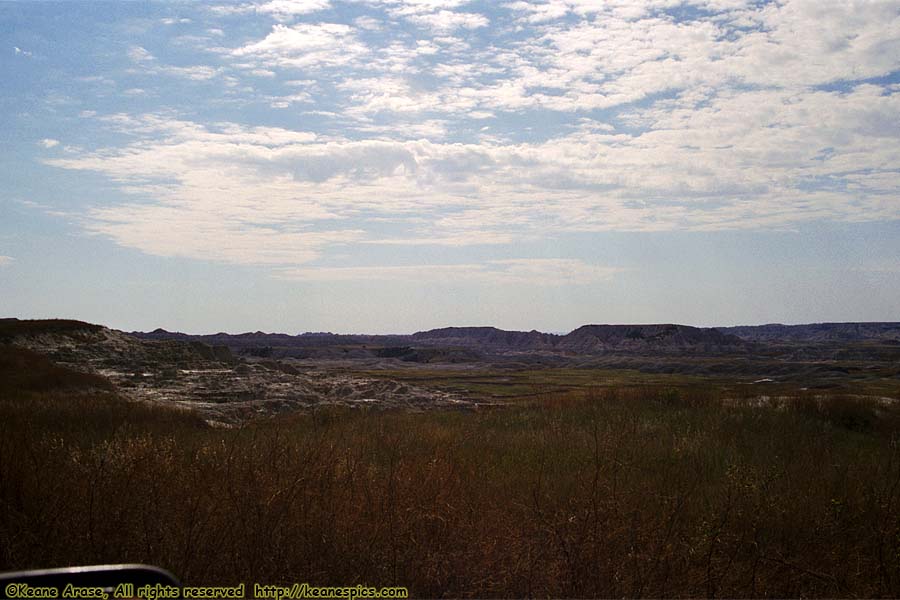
0;564;180;593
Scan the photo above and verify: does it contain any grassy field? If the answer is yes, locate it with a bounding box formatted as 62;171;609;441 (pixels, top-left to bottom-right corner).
356;362;900;403
2;350;900;597
357;366;714;400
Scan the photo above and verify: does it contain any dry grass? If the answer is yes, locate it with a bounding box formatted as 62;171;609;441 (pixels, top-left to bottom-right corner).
2;371;899;597
0;346;113;395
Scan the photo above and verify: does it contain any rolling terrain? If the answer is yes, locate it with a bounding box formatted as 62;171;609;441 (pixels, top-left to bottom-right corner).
3;318;899;418
131;319;900;401
3;317;900;596
0;319;475;425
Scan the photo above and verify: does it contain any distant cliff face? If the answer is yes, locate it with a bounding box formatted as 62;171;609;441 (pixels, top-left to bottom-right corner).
2;318;234;368
557;324;744;353
719;322;900;343
409;324;745;354
128;321;900;359
411;327;559;350
132;322;751;356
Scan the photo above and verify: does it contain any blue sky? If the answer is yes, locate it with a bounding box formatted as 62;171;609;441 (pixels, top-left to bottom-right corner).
1;0;899;334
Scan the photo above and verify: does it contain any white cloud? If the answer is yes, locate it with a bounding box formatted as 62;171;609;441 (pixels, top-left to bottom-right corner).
378;0;474;16
33;1;900;273
364;0;487;35
338;76;450;116
257;0;331;17
505;0;570;23
354;16;383;30
128;46;155;63
269;92;313;107
85;207;363;265
45;93;900;271
212;0;330;19
0;256;13;266
127;45;221;81
353;118;449;139
344;0;899;118
231;23;368;69
39;138;60;148
161;65;221;80
407;9;488;32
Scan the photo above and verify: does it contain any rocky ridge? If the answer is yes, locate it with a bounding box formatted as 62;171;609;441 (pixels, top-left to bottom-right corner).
135;322;748;360
2;319;475;425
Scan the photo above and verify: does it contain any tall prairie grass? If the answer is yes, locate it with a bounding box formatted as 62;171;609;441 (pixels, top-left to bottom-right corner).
2;370;899;597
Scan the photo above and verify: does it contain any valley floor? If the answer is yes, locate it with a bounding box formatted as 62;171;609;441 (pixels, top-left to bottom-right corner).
2;357;900;597
3;320;900;597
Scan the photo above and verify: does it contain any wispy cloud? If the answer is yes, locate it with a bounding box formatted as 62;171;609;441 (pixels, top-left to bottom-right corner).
504;0;569;24
212;0;331;20
45;85;900;267
231;23;368;69
33;1;900;276
3;0;898;333
128;46;155;63
406;9;488;33
280;259;622;285
127;45;222;81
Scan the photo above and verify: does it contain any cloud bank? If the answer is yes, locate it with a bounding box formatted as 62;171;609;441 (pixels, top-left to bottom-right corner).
42;0;900;278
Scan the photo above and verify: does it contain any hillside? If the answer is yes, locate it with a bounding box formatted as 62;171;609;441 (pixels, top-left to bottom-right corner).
720;322;900;343
557;324;744;353
411;326;559;350
134;322;750;357
1;318;474;422
0;317;103;340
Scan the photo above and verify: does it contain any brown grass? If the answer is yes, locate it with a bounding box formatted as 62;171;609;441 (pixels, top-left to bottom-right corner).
0;346;113;395
1;378;899;597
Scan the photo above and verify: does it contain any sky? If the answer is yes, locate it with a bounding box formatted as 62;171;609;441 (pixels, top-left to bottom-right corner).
1;0;899;334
